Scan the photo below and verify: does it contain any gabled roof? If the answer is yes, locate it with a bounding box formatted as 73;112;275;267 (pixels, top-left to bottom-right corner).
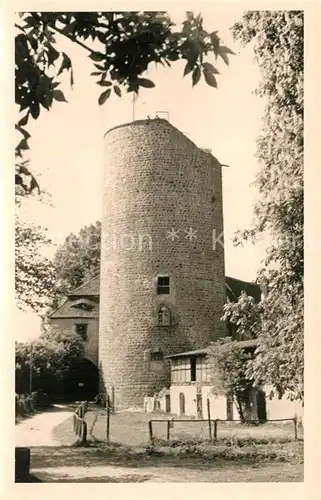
49;297;99;319
68;275;100;297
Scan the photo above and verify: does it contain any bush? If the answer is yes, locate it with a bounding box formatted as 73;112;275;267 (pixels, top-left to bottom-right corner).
148;437;303;463
15;393;35;417
15;391;51;418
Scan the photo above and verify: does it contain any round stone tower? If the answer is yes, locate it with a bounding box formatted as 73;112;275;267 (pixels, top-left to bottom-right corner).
99;118;226;408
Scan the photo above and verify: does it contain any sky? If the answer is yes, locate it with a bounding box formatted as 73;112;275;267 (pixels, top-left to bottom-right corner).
15;8;268;341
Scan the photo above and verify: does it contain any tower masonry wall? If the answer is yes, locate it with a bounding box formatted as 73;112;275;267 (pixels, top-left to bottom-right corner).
99;119;226;408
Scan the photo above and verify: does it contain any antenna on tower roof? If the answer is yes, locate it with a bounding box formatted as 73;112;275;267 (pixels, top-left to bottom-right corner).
155;111;169;121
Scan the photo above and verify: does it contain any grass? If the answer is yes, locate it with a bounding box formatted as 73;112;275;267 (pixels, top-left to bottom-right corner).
52;405;303;447
43;406;304;482
29;443;303;482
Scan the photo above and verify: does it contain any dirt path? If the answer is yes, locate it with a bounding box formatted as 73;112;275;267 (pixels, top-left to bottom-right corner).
15;405;74;447
29;446;303;483
31;460;303;482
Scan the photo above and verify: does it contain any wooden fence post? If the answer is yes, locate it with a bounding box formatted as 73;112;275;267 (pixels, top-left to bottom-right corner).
167;420;170;441
207;398;212;439
112;386;115;413
148;420;153;442
81;421;87;444
213;419;218;440
293;416;298;440
106;396;110;443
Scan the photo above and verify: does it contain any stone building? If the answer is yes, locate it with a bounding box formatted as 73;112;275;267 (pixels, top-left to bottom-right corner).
166;342;303;422
49;274;260;403
99;118;228;409
49;277;100;400
166;340;264;420
49;118;268;409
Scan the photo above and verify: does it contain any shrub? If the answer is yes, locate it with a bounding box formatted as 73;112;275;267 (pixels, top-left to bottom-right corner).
15;393;35;417
15;391;51;418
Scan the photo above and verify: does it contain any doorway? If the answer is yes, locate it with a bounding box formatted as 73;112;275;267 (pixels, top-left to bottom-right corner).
256;389;267;422
165;394;170;413
179;392;185;415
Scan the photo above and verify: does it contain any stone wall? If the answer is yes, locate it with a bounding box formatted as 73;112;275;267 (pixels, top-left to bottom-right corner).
99;118;226;408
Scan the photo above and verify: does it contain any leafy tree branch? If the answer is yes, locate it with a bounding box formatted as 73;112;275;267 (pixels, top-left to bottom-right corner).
15;10;234;189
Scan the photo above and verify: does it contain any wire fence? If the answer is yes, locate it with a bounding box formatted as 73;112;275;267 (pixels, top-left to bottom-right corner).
75;400;302;446
148;417;300;442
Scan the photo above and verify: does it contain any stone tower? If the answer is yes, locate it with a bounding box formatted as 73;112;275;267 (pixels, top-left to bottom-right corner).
99;119;226;408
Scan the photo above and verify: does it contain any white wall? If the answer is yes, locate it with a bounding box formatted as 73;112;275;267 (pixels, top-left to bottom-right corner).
170;385;197;417
171;385;234;420
169;384;304;423
264;385;304;421
201;386;228;419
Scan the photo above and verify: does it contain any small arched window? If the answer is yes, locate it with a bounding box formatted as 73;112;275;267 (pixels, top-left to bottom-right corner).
158;306;171;326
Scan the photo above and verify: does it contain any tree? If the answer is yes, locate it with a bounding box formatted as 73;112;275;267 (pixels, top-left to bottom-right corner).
207;337;254;422
15;170;58;313
15;212;56;312
15;11;234;311
231;11;303;400
222;291;263;341
52;221;101;300
15;10;234;188
15;326;85;397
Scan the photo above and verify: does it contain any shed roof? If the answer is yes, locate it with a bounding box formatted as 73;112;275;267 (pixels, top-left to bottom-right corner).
165;339;258;359
225;276;261;302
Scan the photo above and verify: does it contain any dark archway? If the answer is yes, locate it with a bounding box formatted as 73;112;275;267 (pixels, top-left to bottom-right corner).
64;358;99;402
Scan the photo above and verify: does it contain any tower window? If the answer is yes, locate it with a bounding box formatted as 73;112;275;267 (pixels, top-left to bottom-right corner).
150;350;165;373
75;323;88;340
158;306;171;326
150;351;164;362
157;276;170;294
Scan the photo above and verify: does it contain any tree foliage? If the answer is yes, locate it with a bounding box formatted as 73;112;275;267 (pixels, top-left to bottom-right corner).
52;221;101;300
15;326;85;396
247;292;304;400
222;291;263;341
15;212;56;312
231;11;303;400
15;164;57;312
15;10;233;185
207;337;254;422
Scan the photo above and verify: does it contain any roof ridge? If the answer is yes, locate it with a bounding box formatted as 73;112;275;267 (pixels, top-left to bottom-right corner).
47;296;69;318
225;276;259;286
69;274;100;295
